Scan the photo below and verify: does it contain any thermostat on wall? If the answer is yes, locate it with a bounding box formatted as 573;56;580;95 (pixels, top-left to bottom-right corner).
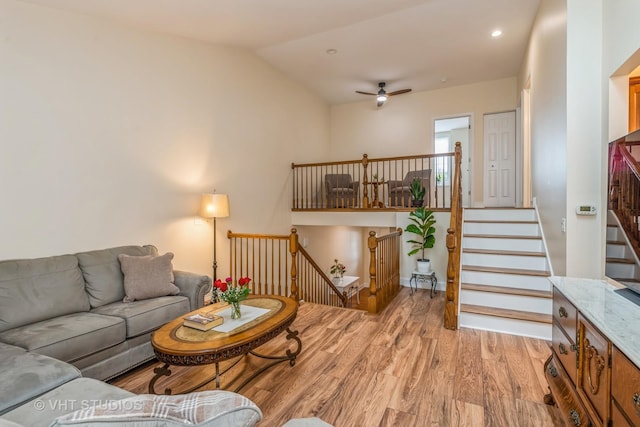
575;205;597;216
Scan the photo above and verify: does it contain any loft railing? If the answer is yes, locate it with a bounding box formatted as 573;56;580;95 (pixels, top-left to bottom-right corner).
444;142;463;330
228;227;404;313
291;152;456;211
367;228;403;314
227;229;347;308
609;137;640;259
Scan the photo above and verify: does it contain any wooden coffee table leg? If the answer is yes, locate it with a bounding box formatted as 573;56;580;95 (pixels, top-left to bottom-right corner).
235;328;302;392
149;363;172;394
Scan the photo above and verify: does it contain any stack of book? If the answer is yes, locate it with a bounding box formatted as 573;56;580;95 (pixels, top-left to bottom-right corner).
183;312;223;331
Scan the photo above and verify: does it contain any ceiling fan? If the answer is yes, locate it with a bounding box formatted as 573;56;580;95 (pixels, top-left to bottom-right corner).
356;82;412;107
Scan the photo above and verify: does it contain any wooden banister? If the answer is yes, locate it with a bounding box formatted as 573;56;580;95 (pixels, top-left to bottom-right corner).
291;151;456;211
367;228;403;314
609;137;640;260
227;229;347;307
444;142;463;330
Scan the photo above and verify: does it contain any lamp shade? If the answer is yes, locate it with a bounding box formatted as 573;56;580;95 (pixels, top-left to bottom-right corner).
200;193;230;218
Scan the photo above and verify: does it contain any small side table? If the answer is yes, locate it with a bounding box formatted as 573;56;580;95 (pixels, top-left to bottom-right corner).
409;270;437;298
363;181;387;208
332;276;360;305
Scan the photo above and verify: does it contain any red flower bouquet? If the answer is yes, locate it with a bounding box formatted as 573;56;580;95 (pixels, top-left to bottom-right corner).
212;277;251;319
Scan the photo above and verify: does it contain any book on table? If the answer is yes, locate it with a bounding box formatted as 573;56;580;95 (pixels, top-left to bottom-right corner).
183;312;224;331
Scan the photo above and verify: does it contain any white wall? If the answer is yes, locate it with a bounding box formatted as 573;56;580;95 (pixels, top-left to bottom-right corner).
330;78;518;207
0;0;329;277
518;0;568;275
565;0;603;278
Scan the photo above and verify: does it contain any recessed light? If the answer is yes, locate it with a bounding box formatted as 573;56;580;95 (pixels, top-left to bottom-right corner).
441;77;447;83
491;29;503;38
326;49;337;55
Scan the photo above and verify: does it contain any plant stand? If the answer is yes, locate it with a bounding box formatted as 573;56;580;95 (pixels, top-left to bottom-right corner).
409;270;437;298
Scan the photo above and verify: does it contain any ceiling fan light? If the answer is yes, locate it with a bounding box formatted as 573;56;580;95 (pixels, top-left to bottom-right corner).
377;94;387;103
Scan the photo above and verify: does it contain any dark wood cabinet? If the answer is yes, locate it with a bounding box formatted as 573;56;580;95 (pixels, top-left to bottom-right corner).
546;285;640;426
611;346;640;425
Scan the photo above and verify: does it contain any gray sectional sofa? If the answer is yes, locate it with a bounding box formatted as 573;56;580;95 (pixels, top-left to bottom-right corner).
0;245;211;383
0;244;333;427
0;245;211;416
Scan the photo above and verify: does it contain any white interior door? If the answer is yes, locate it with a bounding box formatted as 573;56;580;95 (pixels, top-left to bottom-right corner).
483;111;516;207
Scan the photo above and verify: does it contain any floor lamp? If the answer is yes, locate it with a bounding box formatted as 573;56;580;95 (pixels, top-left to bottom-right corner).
200;193;230;282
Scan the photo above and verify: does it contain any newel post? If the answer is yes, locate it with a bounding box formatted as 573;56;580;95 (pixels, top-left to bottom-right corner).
362;154;369;208
367;231;378;314
289;228;299;302
444;142;462;330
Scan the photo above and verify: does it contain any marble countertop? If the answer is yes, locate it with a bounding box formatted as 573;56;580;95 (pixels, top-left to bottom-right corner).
550;276;640;367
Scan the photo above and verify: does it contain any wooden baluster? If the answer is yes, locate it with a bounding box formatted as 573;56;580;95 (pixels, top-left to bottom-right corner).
289;228;298;302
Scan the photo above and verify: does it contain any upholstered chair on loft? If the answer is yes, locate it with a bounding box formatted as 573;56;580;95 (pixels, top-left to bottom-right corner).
324;174;360;208
388;169;431;207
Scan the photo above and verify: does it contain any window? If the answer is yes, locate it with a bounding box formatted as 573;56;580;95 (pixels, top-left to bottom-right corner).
434;133;452;184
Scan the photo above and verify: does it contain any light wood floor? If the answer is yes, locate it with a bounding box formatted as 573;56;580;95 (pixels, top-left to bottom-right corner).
111;288;563;426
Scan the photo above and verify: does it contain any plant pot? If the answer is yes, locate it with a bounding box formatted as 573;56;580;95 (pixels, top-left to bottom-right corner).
411;199;423;207
417;259;431;273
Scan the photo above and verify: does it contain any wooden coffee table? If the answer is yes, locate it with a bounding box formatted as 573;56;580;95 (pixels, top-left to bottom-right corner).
149;295;301;394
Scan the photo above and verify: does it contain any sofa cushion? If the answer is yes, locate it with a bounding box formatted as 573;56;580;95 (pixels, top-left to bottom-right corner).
0;312;125;363
50;390;262;427
0;255;89;333
0;342;81;415
118;252;179;302
90;296;189;338
1;378;134;427
76;245;157;308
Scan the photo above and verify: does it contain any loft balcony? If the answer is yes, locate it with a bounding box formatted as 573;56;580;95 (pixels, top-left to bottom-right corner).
291;152;456;226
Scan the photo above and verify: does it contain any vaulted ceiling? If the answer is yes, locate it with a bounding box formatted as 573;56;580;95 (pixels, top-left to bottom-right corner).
20;0;540;104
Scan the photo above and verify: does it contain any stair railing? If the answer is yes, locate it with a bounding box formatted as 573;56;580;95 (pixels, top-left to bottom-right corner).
292;152;457;211
444;141;463;330
227;229;347;307
609;138;640;259
367;228;403;314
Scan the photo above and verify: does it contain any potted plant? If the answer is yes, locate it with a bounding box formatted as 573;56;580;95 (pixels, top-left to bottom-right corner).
330;259;346;281
409;177;426;207
405;207;436;273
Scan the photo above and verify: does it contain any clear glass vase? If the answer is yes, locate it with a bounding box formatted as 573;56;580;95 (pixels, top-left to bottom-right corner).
230;301;242;319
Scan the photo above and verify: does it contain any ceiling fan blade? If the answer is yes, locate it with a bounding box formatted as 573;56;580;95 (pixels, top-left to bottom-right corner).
355;91;377;96
388;89;412;96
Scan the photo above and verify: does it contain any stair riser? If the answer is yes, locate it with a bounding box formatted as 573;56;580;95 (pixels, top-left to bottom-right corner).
606;226;621;241
463;222;540;236
464;209;536;222
605;263;638;278
606;243;629;259
460;290;552;314
461;270;551;291
462;253;548;271
459;312;551;340
463;237;544;253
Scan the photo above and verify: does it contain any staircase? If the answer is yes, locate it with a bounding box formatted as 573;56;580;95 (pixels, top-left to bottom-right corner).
606;210;640;292
458;208;552;340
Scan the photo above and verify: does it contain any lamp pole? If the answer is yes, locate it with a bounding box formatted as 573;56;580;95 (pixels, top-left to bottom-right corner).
213;216;218;281
200;192;230;284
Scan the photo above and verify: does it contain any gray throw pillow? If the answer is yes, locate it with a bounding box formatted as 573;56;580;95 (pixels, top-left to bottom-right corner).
118;253;179;302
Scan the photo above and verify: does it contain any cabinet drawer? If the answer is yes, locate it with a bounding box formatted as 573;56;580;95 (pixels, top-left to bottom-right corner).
578;315;610;426
545;355;590;427
552;322;578;385
553;288;577;340
611;401;633;427
611;346;640;424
